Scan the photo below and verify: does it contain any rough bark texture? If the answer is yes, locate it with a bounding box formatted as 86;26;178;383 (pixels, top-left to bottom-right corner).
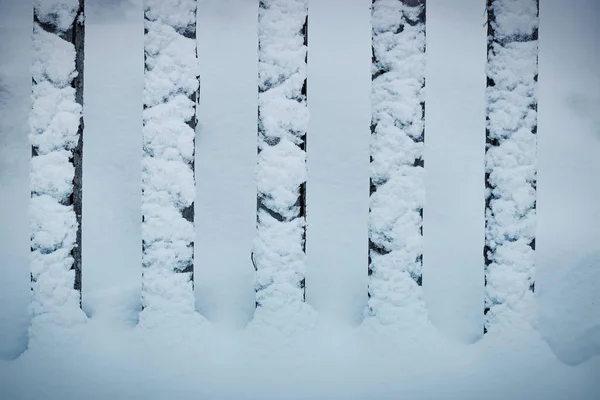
72;2;85;300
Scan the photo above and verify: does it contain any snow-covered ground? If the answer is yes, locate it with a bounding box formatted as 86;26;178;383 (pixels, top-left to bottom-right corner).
82;0;143;325
423;0;486;344
535;0;600;366
0;0;599;398
305;0;371;326
0;0;31;360
195;0;256;328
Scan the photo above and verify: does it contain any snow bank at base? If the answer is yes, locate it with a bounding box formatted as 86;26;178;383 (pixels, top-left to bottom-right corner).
140;0;199;323
485;0;539;332
368;0;426;325
254;0;308;312
537;251;600;366
1;305;598;400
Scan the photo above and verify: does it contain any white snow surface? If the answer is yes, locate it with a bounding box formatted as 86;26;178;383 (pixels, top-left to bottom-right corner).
34;0;80;33
537;251;600;366
484;0;538;332
81;0;143;324
490;0;539;42
254;0;310;317
194;0;257;328
423;0;486;343
145;0;196;32
0;0;599;398
535;0;600;367
368;0;426;326
140;0;199;324
28;3;86;332
0;0;31;359
305;0;371;326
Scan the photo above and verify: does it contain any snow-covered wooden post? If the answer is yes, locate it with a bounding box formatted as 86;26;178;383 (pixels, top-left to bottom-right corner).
254;0;309;311
141;0;199;323
29;0;86;322
484;0;539;334
368;0;426;323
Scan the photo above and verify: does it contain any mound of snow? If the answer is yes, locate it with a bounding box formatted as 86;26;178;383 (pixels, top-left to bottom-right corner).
537;250;600;365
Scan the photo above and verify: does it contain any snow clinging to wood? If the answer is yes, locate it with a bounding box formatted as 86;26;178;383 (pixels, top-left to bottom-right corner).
368;0;426;326
140;0;199;327
1;0;599;397
485;0;539;333
33;0;80;33
29;1;86;331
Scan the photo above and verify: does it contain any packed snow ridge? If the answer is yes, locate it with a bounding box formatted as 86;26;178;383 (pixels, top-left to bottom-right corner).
29;2;86;332
485;0;539;333
368;0;427;325
141;0;200;327
254;0;312;322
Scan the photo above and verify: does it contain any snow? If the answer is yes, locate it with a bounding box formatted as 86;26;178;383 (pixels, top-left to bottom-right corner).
27;0;86;333
368;0;426;326
143;21;198;108
423;0;486;343
140;0;199;322
485;0;539;333
537;251;600;366
81;1;143;321
31;25;77;87
193;0;257;328
490;0;538;42
0;0;599;398
254;0;309;315
144;0;196;33
0;0;31;360
536;0;600;367
1;310;600;399
33;0;80;33
304;0;371;327
30;151;73;200
29;83;80;154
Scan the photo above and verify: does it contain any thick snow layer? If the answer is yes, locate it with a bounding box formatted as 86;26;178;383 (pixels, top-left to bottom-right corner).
1;0;599;397
368;0;426;326
304;0;371;326
28;1;86;332
535;0;600;367
34;0;80;33
141;0;199;322
1;308;599;400
31;25;77;88
537;251;600;365
0;0;33;359
423;0;486;343
489;0;538;42
254;0;309;314
485;0;538;333
81;1;143;319
194;0;257;329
